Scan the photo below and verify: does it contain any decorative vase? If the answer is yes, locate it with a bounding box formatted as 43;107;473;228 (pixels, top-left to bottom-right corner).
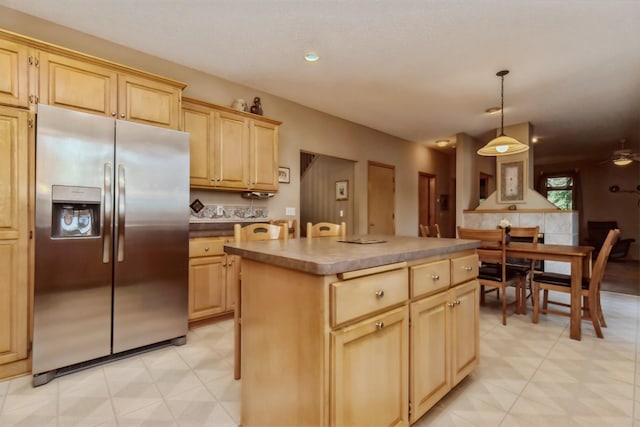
505;233;511;245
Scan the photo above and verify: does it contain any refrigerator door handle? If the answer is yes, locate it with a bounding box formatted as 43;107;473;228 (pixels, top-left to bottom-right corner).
102;162;112;263
116;164;126;262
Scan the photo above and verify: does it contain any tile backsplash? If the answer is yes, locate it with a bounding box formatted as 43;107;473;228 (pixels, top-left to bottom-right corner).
190;203;269;222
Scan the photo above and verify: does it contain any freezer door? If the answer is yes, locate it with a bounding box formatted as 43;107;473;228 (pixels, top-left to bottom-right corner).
33;105;115;374
112;120;189;353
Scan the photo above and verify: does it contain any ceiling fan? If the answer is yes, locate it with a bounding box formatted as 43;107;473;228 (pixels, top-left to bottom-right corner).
607;139;640;166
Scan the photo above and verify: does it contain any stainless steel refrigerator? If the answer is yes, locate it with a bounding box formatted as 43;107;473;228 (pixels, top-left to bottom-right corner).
33;104;189;386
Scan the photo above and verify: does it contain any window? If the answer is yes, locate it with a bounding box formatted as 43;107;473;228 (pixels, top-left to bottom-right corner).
540;172;576;210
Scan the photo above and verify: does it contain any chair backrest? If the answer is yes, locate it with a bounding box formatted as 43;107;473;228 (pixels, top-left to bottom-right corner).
306;221;346;238
270;219;296;239
457;226;507;278
589;228;621;294
509;226;539;243
234;223;288;242
419;223;440;238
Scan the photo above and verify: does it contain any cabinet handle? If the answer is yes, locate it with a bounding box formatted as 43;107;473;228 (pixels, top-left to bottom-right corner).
204;247;209;252
447;302;456;308
375;321;385;330
456;300;461;305
375;290;384;298
463;266;473;271
431;274;440;280
111;112;117;117
223;261;227;267
120;113;125;118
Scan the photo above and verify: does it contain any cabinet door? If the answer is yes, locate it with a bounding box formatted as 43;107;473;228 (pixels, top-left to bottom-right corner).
182;102;213;187
450;280;479;386
188;255;226;320
409;290;451;423
39;51;118;116
0;39;29;108
331;306;408;427
118;74;181;129
249;119;278;191
0;107;29;370
215;110;249;189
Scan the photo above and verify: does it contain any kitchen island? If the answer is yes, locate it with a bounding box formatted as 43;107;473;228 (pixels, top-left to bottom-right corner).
224;235;481;427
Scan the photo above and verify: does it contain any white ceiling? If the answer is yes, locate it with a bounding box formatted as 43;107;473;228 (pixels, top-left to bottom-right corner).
2;0;639;165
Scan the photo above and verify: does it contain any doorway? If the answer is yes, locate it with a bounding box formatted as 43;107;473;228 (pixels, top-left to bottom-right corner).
418;172;436;236
367;161;395;234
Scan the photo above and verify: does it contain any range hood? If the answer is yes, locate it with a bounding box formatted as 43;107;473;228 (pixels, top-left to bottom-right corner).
241;192;275;199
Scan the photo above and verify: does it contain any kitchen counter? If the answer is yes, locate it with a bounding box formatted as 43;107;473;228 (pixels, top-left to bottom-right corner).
224;235;479;275
227;234;480;426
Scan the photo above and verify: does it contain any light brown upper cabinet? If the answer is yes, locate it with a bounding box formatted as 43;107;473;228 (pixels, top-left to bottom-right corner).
0;29;185;129
182;97;280;192
0;38;30;109
38;51;183;129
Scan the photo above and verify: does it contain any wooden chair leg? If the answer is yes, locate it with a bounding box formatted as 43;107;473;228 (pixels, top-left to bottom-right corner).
532;282;539;323
587;295;604;338
596;293;607;328
480;284;486;305
542;289;549;312
501;286;507;326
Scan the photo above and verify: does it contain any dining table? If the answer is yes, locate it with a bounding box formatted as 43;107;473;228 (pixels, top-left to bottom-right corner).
500;241;594;341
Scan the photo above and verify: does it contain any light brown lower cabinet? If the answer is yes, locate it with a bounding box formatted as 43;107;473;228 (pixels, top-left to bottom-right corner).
188;237;239;322
409;279;479;422
239;249;480;427
0;106;30;381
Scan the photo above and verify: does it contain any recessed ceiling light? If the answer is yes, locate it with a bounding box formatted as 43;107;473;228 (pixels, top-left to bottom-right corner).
436;140;449;147
485;106;501;114
304;52;319;62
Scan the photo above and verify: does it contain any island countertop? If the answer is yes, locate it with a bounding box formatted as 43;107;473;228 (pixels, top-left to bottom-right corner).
224;235;480;275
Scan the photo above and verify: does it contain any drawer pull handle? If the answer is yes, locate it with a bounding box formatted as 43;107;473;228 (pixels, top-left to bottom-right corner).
375;290;385;298
204;247;209;252
375;321;385;329
456;300;461;305
463;266;473;271
431;274;440;280
447;302;456;308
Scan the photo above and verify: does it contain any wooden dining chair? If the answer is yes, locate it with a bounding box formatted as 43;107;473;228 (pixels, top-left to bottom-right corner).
506;226;539;314
306;221;346;238
531;229;620;338
457;226;522;325
233;223;288;379
419;223;440;238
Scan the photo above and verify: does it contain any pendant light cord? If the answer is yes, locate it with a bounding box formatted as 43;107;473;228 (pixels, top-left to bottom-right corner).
500;73;505;135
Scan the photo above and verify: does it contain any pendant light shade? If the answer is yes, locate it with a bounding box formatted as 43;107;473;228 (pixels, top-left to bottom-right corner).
478;70;530;156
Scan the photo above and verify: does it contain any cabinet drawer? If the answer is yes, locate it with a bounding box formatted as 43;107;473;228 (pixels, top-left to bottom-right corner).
411;259;451;297
451;254;479;285
331;267;408;327
189;238;225;257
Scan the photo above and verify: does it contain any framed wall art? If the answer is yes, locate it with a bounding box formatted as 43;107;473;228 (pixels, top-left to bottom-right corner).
278;167;290;184
336;180;349;201
497;153;527;203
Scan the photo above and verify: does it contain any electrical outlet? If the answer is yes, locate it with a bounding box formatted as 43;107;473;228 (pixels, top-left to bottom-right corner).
339;209;344;217
216;205;224;216
285;207;296;216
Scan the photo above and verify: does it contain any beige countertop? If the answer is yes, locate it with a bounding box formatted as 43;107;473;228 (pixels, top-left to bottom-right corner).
224;235;480;275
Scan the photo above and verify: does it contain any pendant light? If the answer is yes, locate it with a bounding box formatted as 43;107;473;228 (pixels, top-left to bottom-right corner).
477;70;530;156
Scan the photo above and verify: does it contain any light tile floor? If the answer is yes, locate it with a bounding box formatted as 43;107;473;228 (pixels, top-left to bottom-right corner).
0;290;638;427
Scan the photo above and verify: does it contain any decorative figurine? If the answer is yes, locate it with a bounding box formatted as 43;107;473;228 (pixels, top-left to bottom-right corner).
250;97;263;115
231;98;247;112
